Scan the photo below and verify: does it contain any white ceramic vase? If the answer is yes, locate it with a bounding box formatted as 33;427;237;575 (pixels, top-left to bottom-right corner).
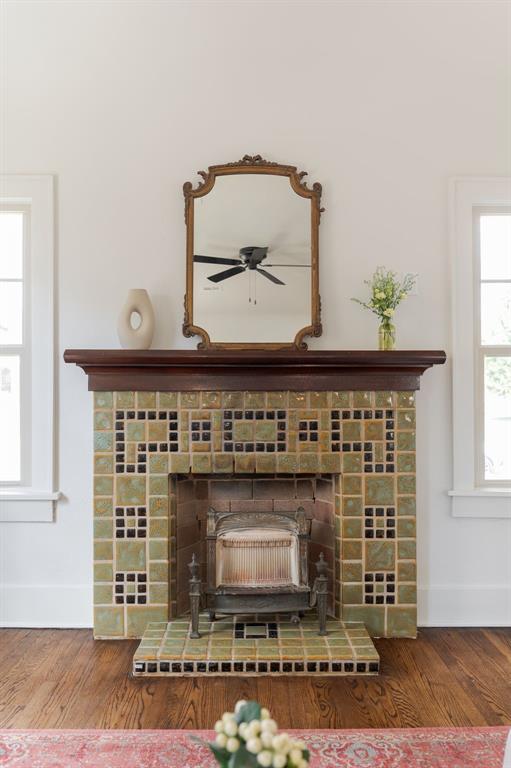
117;289;155;350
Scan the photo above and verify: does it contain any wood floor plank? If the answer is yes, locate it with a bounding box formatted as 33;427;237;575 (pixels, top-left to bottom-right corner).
0;628;509;729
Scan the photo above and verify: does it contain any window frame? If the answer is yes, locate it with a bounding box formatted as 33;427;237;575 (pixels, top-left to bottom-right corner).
473;207;511;488
0;176;59;522
449;177;511;518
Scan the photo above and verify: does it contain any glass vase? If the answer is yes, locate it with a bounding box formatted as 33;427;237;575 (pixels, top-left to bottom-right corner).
378;320;396;350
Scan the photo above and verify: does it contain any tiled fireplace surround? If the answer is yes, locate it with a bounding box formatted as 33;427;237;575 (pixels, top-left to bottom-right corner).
92;388;418;640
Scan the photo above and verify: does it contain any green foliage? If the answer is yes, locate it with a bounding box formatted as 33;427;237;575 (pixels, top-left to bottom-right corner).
352;266;416;326
486;356;511;398
235;701;262;725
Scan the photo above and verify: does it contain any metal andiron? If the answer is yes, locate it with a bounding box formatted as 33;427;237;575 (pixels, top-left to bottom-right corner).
188;506;329;638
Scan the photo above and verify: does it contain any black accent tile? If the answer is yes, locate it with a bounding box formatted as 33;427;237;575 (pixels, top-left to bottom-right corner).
160;662;170;672
208;662;218;673
171;663;182;673
307;662;317;672
294;662;304;672
147;662;157;673
332;662;342;672
258;662;268;673
356;663;366;673
344;662;354;672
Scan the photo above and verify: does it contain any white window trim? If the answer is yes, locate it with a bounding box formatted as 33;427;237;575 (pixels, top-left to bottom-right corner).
0;175;60;522
448;177;511;518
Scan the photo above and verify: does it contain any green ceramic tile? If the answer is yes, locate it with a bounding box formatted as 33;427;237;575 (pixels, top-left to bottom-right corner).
398;585;417;604
254;421;277;441
342;583;363;604
149;540;168;560
94;456;113;475
343;562;363;582
276;454;299;473
397;497;416;516
94;563;113;581
343;497;362;516
245;392;266;408
397;453;416;473
364;421;384;441
318;452;341;474
397;410;416;429
234;454;256;473
222;392;243;408
398;562;416;581
397;475;415;494
343;476;362;495
138;392;157;408
149;497;168;516
148;454;168;474
343;453;362;473
94;476;113;496
116;540;146;570
94;519;112;539
116;477;146;505
267;392;288;408
375;392;394;408
310;392;328;407
397;432;416;451
331;391;351;408
365;476;394;505
94;498;113;517
233;422;254;441
398;540;416;559
126;606;168;638
353;392;372;408
365;541;395;570
94;607;124;637
149;584;169;603
299;454;319;473
148;422;167;441
212;453;234;473
94;411;113;430
342;606;385;637
149;518;168;537
343;540;362;559
127;422;146;442
397;392;415;408
149;562;168;581
169;454;191;473
94;432;113;452
149;476;168;495
386;607;417;637
190;453;211;473
94;392;113;409
94;584;113;604
158;392;178;408
342;518;363;538
116;391;135;408
201;392;221;408
397;518;416;537
342;422;361;441
289;392;307;407
256;455;277;473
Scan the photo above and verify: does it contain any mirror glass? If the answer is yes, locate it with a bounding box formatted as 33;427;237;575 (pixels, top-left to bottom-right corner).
193;175;311;344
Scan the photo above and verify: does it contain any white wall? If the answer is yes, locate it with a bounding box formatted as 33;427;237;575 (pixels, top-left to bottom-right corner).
1;0;510;627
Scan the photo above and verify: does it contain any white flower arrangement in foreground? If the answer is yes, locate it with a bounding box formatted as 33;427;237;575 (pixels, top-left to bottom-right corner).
193;700;310;767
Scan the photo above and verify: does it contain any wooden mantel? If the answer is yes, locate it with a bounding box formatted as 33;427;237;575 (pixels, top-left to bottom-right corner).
63;349;446;392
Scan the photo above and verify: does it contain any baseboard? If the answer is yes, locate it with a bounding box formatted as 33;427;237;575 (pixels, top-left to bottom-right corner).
417;584;511;627
1;583;509;629
0;584;92;628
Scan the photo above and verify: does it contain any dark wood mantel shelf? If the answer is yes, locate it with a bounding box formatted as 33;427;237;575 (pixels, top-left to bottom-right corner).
64;349;446;392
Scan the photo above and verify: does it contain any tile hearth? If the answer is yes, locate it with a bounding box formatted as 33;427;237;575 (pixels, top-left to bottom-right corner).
133;614;379;677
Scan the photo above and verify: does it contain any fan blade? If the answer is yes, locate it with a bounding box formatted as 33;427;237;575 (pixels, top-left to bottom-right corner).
255;267;285;285
194;255;242;265
208;265;246;283
264;264;311;268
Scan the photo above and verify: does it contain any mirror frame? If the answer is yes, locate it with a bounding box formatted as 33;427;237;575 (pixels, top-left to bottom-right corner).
182;154;323;350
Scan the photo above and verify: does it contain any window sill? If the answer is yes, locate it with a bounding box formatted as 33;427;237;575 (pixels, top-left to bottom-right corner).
0;489;61;522
448;488;511;518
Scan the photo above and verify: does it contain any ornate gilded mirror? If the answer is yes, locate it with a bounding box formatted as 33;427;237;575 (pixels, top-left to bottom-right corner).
183;155;323;349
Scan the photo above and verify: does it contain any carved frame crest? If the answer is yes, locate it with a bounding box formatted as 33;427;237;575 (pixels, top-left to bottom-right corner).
183;155;323;350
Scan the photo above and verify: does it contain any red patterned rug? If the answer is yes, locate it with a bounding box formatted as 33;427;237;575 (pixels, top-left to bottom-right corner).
0;727;509;767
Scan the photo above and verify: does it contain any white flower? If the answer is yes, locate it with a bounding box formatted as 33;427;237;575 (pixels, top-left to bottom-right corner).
215;733;227;748
289;747;304;765
260;707;271;720
298;760;309;768
214;720;224;733
383;308;394;317
272;733;291;753
235;700;247;714
261;719;278;734
257;751;274;767
375;291;386;299
293;740;306;751
247;720;261;738
260;731;274;748
224;719;238;737
226;737;240;753
400;291;407;299
222;712;235;723
246;737;263;754
273;754;287;768
238;722;248;739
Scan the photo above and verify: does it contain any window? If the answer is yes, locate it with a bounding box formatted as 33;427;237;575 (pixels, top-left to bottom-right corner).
0;208;29;484
449;178;511;518
0;176;57;522
475;211;511;486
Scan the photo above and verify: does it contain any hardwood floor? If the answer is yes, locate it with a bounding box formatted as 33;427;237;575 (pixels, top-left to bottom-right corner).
0;628;510;729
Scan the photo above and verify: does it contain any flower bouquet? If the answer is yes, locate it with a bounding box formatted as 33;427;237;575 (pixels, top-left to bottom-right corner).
195;699;310;767
352;266;416;349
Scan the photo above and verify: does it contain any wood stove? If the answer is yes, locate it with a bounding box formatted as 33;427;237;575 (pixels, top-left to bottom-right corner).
188;506;329;637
